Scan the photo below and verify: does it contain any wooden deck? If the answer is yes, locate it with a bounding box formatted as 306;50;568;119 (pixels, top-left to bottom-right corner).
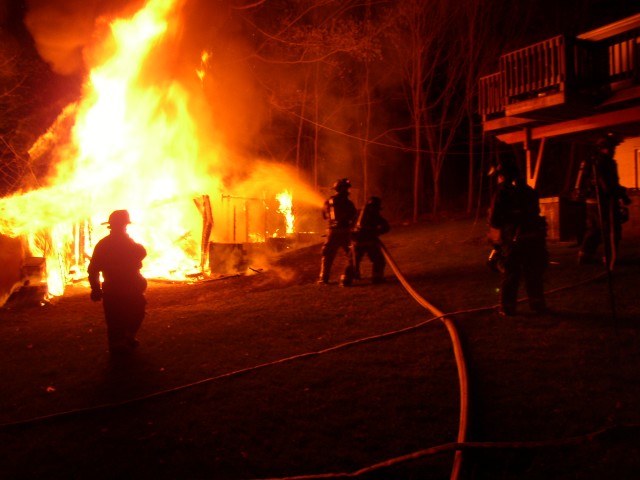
478;14;640;142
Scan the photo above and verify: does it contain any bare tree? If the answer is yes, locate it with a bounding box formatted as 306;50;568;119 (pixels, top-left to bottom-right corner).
384;0;467;219
462;0;548;214
208;0;557;219
0;29;79;197
221;0;384;199
1;35;24;193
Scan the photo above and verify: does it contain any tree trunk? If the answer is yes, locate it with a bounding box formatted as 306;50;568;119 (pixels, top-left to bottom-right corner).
296;71;309;179
362;62;371;204
413;113;421;223
313;62;320;189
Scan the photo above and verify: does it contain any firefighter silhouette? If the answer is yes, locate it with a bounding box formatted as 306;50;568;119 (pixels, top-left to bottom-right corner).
88;210;147;355
351;196;390;283
574;133;631;267
318;178;358;285
488;158;548;316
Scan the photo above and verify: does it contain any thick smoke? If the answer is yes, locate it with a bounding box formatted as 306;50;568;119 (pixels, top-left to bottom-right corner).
22;0;265;148
23;0;145;75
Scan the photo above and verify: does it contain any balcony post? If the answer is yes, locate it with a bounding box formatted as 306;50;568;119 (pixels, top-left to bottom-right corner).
524;127;533;186
523;128;545;189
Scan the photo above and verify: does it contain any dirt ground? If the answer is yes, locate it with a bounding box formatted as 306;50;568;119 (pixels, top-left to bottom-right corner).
1;217;639;479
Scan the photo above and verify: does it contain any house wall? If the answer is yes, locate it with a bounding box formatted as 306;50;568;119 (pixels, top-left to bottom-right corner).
616;137;640;237
540;137;640;243
617;136;640;191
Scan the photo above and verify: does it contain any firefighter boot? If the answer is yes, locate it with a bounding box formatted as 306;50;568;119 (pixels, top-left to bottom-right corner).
318;258;331;284
340;264;355;287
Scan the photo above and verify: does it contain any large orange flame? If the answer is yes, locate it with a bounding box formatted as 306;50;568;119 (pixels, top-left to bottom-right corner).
0;0;323;299
276;190;295;235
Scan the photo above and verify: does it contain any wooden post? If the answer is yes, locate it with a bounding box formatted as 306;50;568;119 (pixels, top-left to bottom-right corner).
531;137;546;189
523;127;545;189
524;127;533;186
194;195;213;274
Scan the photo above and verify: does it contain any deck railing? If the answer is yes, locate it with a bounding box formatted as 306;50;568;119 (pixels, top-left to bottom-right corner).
478;28;640;119
605;27;640;84
478;25;640;119
500;35;566;102
477;72;503;118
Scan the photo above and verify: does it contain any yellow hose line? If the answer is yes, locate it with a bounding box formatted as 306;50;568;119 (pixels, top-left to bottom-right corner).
379;240;469;480
256;422;640;479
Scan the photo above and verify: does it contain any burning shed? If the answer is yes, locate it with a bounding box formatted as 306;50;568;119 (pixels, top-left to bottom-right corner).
0;0;324;306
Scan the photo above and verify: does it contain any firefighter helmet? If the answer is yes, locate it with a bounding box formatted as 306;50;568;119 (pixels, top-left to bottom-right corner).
596;133;622;150
333;178;352;192
103;209;131;228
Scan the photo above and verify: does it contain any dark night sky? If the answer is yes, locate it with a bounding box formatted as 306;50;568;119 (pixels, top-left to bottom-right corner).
2;0;637;94
2;0;638;64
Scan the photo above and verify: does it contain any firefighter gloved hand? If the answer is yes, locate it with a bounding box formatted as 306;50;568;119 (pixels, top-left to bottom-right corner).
90;289;103;302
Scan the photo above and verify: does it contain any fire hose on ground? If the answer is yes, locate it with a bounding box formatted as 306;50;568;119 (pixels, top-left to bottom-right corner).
255;240;638;480
0;241;638;480
378;240;469;480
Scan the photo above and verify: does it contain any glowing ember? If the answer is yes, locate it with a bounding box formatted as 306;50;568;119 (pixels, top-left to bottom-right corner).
196;51;209;83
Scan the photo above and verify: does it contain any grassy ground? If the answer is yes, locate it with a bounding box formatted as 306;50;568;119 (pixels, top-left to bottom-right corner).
0;217;639;479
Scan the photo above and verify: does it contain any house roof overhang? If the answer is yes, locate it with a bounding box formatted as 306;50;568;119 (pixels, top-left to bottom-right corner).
577;13;640;41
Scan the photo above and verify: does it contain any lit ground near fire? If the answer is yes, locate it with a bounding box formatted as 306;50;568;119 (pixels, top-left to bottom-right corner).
1;217;639;479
